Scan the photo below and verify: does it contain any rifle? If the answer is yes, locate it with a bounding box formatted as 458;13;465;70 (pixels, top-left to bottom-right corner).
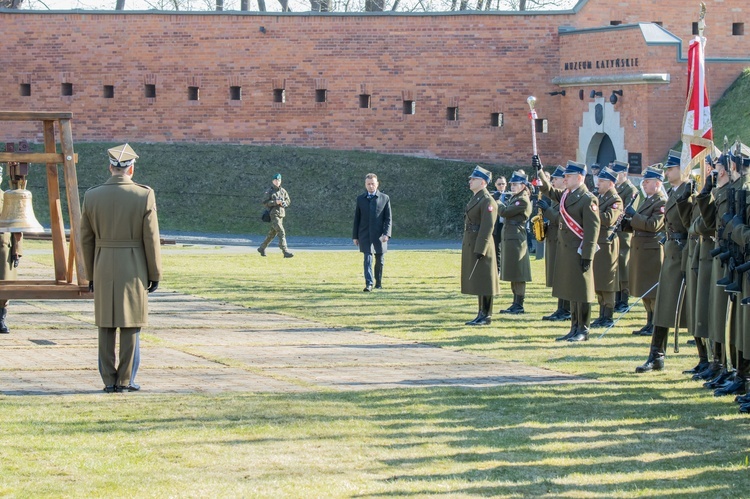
606;191;638;242
716;187;736;286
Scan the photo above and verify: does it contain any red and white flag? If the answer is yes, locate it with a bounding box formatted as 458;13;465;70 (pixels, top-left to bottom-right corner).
680;34;713;178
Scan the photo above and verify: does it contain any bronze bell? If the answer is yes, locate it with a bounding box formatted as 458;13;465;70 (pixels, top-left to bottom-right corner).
0;189;44;233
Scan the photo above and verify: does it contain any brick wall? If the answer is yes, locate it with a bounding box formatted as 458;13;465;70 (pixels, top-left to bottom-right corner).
0;0;747;166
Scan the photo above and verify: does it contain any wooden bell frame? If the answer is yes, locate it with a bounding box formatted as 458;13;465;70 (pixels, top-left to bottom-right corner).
0;111;90;299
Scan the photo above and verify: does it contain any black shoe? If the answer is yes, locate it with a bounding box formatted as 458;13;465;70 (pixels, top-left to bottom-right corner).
472;316;492;326
637;325;654;337
257;247;266;257
635;354;665;373
567;331;589;342
740;402;750;414
631;325;648;335
542;309;562;321
500;303;524;315
555;327;577;342
686;339;696;345
116;384;140;393
714;378;746;397
557;310;572;321
465;312;482;325
590;317;603;328
693;363;721;381
704;369;732;389
103;385;117;393
683;361;710;375
375;282;382;289
363;285;373;292
283;252;294;258
597;318;615;329
614;302;628;313
735;393;750;404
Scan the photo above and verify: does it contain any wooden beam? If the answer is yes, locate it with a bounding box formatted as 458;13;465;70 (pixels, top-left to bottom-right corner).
0;285;92;300
0;152;78;164
0;111;73;121
44;120;68;283
59;118;87;286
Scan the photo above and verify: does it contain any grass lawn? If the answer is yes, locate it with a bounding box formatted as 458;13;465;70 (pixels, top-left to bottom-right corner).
3;244;750;497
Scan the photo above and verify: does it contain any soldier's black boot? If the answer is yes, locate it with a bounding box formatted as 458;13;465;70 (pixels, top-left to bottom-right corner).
542;299;564;321
632;311;653;336
683;338;710;375
715;357;748;397
513;295;525;314
0;308;8;334
556;323;578;342
474;296;493;325
635;326;668;372
597;306;615;329
590;308;604;328
568;303;590;342
694;346;723;381
465;297;483;325
500;295;524;314
704;368;732;389
559;300;571;320
615;291;630;313
614;291;622;312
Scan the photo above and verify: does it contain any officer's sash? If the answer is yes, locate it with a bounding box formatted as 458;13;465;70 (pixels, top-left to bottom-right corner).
560;189;598;255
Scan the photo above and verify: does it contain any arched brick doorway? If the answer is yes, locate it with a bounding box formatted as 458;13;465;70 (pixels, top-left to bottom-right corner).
578;98;626;171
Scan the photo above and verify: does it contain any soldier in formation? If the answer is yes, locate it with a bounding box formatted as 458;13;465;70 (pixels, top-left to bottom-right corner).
535;157;600;342
496;170;532;314
613;161;639;312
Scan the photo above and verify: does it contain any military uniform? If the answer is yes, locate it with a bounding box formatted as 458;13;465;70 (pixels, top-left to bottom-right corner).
636;160;693;373
80;144;162;392
613;163;639;312
0;231;19;334
538;160;600;342
591;173;622;328
625;173;666;336
497;171;532;314
258;174;293;257
541;166;571;321
462;166;500;325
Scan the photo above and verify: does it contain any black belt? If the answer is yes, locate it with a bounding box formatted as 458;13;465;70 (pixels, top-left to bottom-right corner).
465;223;480;232
666;232;688;241
634;231;658;237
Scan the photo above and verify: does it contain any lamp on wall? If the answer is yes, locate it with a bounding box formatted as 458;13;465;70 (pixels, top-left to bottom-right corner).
610;89;624;104
590;90;603;99
548;90;566;96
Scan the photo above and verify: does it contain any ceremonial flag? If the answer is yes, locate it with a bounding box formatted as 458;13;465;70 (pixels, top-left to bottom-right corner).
680;32;713;178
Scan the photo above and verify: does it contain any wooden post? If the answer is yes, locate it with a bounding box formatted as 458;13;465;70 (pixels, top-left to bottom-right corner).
43;120;68;282
58;118;87;286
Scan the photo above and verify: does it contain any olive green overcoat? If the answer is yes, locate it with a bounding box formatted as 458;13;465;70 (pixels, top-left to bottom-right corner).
461;188;500;296
653;182;693;329
540;176;600;303
81;176;162;328
730;189;750;357
543;199;560;288
627;191;666;298
593;187;622;293
616;179;639;288
498;189;532;283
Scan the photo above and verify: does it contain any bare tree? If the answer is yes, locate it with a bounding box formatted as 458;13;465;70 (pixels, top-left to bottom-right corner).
0;0;24;7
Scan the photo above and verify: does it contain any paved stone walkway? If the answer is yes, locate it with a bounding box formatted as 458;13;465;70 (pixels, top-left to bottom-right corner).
0;263;594;396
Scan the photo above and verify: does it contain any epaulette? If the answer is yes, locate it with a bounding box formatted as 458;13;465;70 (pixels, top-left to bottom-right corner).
85;184;105;193
584;191;597;200
134;183;153;190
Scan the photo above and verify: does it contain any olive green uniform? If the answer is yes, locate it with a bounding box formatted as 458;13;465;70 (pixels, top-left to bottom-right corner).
498;190;532;283
593;187;622;320
461;188;500;298
259;184;291;253
616;179;639;306
81;176;162;389
540;175;600;337
626;190;666;334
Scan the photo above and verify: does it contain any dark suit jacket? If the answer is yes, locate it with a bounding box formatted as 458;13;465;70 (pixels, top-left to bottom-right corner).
353;191;392;254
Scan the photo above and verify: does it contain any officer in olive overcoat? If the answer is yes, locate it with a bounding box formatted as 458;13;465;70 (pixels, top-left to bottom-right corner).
682;158;716;376
538;166;570;321
636;156;693;373
622;165;666;337
731;154;750;411
612;160;639;312
461;166;500;326
497;170;532;314
591;167;623;329
536;158;600;342
81;144;162;393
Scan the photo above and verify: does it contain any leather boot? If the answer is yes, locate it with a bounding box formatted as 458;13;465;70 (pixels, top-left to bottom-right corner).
473;296;493;325
693;359;722;381
465;297;483;325
615;291;630;313
568;326;589;342
556;323;578;342
614;291;622;311
500;294;524;314
568;303;590;342
0;308;9;334
683;338;709;374
542;299;563;321
559;300;571;320
715;357;748;396
590;308;604;328
633;311;653;336
704;368;732;389
635;346;665;373
598;306;615;328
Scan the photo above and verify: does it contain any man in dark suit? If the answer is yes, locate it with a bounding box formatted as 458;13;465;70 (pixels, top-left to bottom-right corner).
353;173;392;292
